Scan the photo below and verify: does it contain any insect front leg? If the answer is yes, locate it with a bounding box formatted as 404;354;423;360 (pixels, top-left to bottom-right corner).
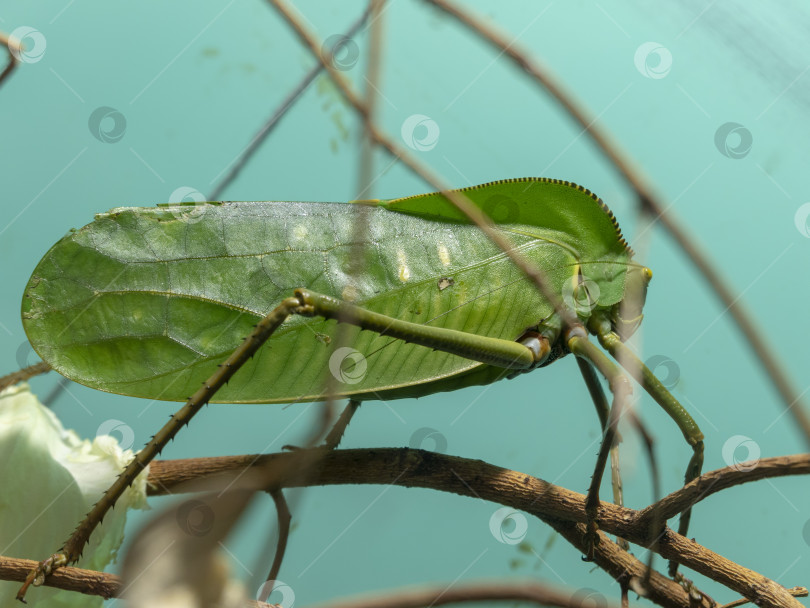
564;326;633;560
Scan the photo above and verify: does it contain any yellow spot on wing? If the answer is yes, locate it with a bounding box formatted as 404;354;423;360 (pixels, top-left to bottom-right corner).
397;249;410;282
437;242;450;267
342;285;359;301
293;224;308;240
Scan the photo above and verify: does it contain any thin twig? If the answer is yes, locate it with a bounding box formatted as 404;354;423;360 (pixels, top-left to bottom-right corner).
264;489;291;588
636;454;810;527
207;8;372;201
0;361;51;392
423;0;810;446
268;0;582;335
719;587;808;608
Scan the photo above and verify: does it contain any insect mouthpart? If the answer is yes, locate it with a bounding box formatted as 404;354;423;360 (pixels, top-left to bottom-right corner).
612;266;652;341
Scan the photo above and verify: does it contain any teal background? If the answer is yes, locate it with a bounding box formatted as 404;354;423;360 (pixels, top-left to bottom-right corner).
2;1;809;606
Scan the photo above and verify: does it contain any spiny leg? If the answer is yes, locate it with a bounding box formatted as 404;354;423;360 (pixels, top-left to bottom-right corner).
589;313;704;577
574;356;628;551
565;326;632;560
18;296;308;601
323;399;361;449
285;398;362;451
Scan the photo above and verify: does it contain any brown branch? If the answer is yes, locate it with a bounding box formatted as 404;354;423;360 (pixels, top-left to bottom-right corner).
3;449;805;606
636;454;810;528
145;449;805;608
0;361;51;392
295;580;622;608
0;555;119;599
422;0;810;447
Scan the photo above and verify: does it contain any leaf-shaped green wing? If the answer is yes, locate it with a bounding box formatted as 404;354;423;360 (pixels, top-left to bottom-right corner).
22;179;633;403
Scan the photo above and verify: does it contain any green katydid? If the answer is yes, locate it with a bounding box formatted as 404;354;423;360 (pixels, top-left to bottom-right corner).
19;177;703;594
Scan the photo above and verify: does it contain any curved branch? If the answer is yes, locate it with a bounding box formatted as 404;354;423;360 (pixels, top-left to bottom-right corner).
636;454;810;527
295;580;621;608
